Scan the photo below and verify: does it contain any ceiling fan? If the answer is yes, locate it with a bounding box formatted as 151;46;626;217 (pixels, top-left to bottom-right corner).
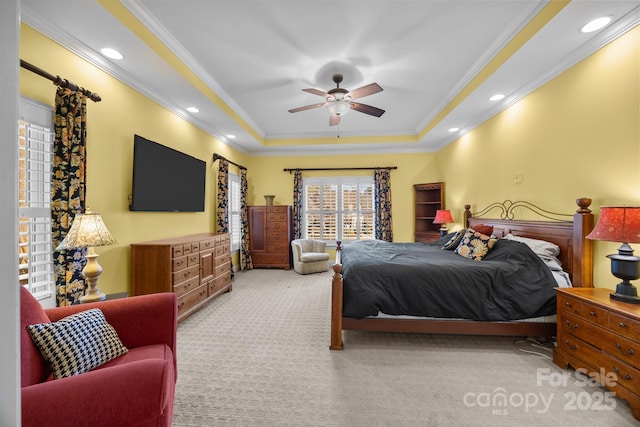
288;74;385;126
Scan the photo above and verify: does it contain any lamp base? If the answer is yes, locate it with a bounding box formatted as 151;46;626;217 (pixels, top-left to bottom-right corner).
79;291;106;303
610;282;640;305
79;249;106;303
439;226;448;237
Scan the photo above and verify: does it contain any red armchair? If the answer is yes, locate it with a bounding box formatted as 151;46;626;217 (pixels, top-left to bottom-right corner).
20;286;177;427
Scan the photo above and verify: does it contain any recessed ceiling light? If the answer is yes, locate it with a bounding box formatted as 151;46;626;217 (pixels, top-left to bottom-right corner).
448;128;459;133
100;48;123;60
581;16;612;33
186;107;199;113
226;134;236;139
489;94;505;101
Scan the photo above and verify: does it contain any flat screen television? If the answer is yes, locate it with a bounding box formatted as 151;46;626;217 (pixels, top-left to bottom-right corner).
130;134;206;212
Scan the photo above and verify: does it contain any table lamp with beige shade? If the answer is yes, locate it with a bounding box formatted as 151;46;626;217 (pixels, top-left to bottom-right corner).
56;208;116;303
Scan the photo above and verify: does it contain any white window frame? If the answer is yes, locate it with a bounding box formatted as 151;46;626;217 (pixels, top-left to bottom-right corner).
228;171;241;252
19;97;55;308
302;176;375;247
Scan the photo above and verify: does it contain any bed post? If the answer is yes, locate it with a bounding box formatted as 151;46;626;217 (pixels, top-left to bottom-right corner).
572;198;594;288
330;241;344;350
464;204;472;228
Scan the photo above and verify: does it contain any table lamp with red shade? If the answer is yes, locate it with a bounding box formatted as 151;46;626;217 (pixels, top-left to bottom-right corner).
587;206;640;304
433;209;454;237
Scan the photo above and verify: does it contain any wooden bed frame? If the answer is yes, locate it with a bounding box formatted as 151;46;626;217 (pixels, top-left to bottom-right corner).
329;198;594;350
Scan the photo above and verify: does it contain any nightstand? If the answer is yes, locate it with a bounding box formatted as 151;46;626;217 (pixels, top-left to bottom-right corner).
554;287;640;421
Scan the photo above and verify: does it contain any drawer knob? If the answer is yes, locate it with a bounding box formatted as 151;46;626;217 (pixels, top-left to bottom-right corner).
614;343;635;356
564;320;578;329
589;311;596;317
618;322;627;328
564;339;577;350
565;302;572;307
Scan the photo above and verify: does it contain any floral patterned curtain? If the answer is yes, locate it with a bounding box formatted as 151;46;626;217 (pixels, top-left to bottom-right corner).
216;159;229;232
239;168;252;270
374;168;393;242
292;169;303;239
52;88;87;306
216;159;234;278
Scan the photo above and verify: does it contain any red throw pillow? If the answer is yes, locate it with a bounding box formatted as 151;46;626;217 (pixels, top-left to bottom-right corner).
471;223;494;236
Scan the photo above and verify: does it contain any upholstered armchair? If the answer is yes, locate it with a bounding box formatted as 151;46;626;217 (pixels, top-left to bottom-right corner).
291;239;330;274
20;286;178;427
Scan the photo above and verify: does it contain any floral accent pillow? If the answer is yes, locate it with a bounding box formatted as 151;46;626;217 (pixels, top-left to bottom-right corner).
454;229;497;260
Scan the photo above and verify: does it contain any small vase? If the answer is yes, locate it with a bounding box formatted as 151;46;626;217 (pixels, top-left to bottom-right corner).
264;195;275;205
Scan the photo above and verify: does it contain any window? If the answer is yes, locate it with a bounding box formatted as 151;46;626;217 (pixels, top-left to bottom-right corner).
303;176;375;243
18;98;55;306
228;172;241;252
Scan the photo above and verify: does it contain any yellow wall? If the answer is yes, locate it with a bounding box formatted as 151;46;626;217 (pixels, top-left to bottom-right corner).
20;24;248;296
437;26;640;290
244;152;442;243
20;24;639;295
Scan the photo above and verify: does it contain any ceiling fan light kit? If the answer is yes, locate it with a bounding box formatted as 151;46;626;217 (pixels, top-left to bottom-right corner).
289;73;385;126
326;100;351;116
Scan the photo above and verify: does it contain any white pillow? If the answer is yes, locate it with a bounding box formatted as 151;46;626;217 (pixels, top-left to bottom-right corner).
503;233;559;257
503;233;563;271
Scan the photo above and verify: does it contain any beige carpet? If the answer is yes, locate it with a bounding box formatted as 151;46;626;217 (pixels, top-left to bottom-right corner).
172;269;637;426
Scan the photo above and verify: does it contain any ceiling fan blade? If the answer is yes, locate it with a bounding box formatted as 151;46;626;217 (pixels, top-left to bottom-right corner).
351;102;385;117
329;114;340;126
288;102;326;113
302;88;328;97
348;83;383;100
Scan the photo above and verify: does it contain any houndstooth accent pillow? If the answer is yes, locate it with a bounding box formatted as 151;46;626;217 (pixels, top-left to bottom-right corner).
27;308;128;379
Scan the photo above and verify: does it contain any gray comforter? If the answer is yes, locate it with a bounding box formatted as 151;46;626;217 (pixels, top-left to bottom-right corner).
340;238;557;320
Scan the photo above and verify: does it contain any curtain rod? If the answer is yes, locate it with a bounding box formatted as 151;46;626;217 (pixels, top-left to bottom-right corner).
20;59;102;102
283;166;397;174
213;153;246;170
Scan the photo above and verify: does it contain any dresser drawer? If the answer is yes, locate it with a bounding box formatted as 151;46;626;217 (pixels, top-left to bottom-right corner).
558;331;640;397
605;333;640;369
266;221;288;232
177;284;208;317
187;253;199;267
252;253;289;266
172;255;188;271
562;312;640;368
267;243;289;254
215;262;230;277
173;276;200;297
200;238;215;251
172;264;199;285
215;253;229;267
581;301;609;327
558;293;582;317
172;245;184;258
267;232;289;243
610;312;640;342
208;272;231;296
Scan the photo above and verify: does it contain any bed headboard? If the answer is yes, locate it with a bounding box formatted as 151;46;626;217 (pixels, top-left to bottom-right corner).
464;198;594;288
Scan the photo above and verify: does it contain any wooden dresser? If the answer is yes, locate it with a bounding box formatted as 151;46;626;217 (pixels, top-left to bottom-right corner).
554;287;640;420
131;233;232;322
249;205;292;269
